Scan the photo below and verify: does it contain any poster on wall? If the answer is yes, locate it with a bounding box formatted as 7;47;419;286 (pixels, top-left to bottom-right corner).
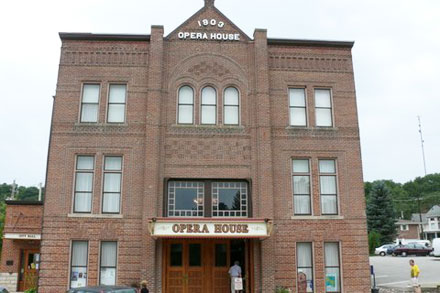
100;268;116;285
71;267;87;288
325;273;338;292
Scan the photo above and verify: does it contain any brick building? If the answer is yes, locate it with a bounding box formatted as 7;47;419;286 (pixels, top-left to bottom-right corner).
39;0;370;292
0;201;43;292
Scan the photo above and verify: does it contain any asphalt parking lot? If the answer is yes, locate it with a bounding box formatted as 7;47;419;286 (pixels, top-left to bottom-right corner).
370;255;440;288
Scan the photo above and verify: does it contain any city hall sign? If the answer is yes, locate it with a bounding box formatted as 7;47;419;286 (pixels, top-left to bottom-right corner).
178;18;241;41
149;218;272;238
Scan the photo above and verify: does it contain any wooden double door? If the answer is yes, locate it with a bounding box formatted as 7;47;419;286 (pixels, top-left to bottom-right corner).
163;239;251;293
18;249;40;291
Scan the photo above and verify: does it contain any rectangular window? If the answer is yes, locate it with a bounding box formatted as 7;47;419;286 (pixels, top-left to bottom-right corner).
168;181;204;217
100;241;117;285
107;84;126;123
212;182;248;217
400;224;409;231
70;241;88;288
80;84;100;123
102;156;123;214
324;242;341;293
289;88;307;126
292;159;311;215
319;160;338;215
297;242;314;292
315;89;333;127
74;156;94;213
224;87;239;125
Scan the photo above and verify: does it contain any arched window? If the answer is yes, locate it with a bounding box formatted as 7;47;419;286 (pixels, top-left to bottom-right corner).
178;86;194;124
201;86;217;125
224;87;239;125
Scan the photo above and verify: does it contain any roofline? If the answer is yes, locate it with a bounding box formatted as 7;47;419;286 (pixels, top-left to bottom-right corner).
267;38;354;48
59;33;151;42
5;200;44;206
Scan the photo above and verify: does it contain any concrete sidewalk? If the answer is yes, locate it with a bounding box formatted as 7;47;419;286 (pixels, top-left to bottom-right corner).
378;285;440;292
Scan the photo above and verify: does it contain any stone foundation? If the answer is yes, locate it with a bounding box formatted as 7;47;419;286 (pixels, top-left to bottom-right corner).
0;272;18;292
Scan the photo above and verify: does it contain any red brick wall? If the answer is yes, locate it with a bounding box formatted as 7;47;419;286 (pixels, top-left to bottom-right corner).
397;224;420;240
39;3;370;293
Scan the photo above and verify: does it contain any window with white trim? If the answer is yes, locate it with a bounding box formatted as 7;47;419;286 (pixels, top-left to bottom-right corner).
297;242;314;292
201;86;217;124
292;159;311;215
70;241;88;288
99;241;117;285
319;159;338;215
102;156;122;214
212;182;248;217
324;242;341;293
289;88;307;126
178;86;194;124
400;224;409;231
74;156;94;213
107;84;126;123
315;89;333;127
168;181;204;217
80;84;100;123
224;87;239;125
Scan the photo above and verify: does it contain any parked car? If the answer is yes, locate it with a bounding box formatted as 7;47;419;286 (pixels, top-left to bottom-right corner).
387;244;400;255
374;244;395;256
66;286;136;293
0;287;9;293
393;243;433;257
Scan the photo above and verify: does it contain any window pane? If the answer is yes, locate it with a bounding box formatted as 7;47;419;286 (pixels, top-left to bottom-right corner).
72;241;88;266
215;244;227;267
325;267;340;292
170;244;183;267
77;156;94;170
104;173;121;192
315;89;331;107
321;196;337;214
179;86;194;104
101;242;117;267
297;243;312;267
319;160;336;173
82;84;100;103
293;160;309;173
298;268;314;292
103;193;120;213
325;243;340;266
105;157;122;171
202;86;216;105
76;173;93;192
294;195;311;215
201;105;216;124
290;108;306;126
100;268;116;285
81;104;98;122
224;87;239;105
294;176;310;195
189;244;202;266
218;189;241;211
290;88;306;107
320;176;336;194
224;106;239;125
108;104;125;123
74;193;92;212
109;85;126;103
178;105;193;124
316;108;332;126
175;188;198;210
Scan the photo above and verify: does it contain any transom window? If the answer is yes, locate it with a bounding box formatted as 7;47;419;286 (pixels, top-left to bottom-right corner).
212;182;248;217
167;180;249;218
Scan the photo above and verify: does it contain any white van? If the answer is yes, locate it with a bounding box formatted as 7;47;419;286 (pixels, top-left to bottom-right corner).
395;239;431;247
433;238;440;257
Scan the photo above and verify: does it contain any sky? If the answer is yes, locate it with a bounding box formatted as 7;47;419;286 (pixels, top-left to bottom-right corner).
0;0;439;187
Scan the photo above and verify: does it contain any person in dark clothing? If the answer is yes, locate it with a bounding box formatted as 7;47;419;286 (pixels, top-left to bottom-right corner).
140;280;149;293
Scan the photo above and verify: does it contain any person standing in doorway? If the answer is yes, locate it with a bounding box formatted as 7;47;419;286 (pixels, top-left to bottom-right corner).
228;260;242;293
140;280;149;293
409;259;421;292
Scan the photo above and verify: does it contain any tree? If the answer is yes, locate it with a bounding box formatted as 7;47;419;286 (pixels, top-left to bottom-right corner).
366;181;397;244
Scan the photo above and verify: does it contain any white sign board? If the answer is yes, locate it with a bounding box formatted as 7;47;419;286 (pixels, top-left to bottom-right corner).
4;233;41;240
150;220;271;238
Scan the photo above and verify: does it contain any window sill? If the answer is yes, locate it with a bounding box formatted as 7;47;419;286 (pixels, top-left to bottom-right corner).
285;126;338;131
291;215;344;220
74;122;128;127
68;213;123;219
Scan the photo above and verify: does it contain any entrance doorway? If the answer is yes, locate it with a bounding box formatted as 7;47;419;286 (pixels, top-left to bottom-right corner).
163;239;252;293
18;249;40;291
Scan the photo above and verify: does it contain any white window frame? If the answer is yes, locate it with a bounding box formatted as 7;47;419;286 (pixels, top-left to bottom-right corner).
292;159;312;215
314;88;334;127
106;84;127;123
319;159;339;215
324;242;342;293
73;155;95;213
177;85;195;125
70;240;89;289
296;242;314;293
200;86;217;125
289;88;308;126
99;241;118;286
80;83;100;123
223;86;240;126
102;156;123;214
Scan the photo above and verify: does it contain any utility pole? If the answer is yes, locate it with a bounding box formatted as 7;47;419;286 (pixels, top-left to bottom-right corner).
417;116;426;239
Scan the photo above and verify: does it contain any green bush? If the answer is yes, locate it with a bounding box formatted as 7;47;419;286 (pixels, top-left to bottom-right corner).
275;286;291;293
368;230;381;255
24;288;37;293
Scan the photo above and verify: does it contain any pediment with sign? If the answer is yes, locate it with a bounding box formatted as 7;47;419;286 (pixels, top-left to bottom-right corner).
166;0;251;42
